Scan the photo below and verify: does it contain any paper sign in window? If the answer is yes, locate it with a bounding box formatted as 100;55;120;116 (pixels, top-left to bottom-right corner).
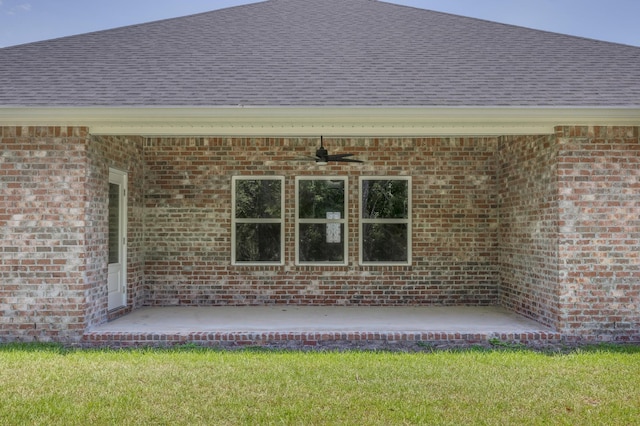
326;212;341;243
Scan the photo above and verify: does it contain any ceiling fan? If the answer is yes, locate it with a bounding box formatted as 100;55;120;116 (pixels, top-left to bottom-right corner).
308;136;363;165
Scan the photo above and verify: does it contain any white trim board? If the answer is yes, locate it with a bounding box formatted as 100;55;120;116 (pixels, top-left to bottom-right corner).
1;106;638;137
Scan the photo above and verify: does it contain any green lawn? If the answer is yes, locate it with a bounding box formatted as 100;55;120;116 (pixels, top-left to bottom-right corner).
1;344;639;425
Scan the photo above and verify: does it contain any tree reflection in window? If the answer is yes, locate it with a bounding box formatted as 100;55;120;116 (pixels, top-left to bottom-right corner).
296;178;347;264
360;178;411;264
232;177;284;264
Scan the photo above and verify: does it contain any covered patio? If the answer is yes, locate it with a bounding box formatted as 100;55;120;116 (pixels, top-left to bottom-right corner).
1;0;638;346
83;306;561;348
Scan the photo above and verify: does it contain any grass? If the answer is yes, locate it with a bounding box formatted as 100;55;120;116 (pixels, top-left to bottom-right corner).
0;344;639;425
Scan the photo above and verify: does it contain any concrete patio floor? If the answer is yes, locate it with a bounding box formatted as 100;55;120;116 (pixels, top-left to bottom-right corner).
93;305;550;334
84;306;562;348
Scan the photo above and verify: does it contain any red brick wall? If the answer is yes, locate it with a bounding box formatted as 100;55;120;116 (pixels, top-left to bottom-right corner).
0;127;89;341
498;134;560;328
556;126;640;341
0;128;145;342
143;137;500;306
3;125;637;342
85;135;146;325
498;127;640;340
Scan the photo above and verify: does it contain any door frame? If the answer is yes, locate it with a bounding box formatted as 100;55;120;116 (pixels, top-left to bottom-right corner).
108;168;128;311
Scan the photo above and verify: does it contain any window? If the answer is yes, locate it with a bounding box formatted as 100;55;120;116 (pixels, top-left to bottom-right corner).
108;182;121;265
232;176;284;265
360;177;411;265
296;177;348;265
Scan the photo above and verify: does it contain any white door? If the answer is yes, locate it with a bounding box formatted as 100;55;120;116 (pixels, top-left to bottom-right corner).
108;169;127;310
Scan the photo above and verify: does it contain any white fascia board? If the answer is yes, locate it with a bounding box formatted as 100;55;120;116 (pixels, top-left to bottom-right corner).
0;106;638;137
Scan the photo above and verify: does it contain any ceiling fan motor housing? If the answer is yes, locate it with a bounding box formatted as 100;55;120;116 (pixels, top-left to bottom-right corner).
316;145;329;163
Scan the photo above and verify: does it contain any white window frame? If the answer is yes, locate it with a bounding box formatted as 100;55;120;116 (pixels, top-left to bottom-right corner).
359;176;412;266
295;176;348;266
231;176;285;265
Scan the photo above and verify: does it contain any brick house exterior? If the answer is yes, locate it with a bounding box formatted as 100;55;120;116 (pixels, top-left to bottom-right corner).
1;0;639;343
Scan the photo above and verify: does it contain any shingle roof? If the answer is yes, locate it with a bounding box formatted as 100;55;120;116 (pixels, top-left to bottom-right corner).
1;0;640;108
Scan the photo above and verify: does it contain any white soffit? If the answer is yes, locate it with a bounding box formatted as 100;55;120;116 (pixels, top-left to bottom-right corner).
0;107;638;137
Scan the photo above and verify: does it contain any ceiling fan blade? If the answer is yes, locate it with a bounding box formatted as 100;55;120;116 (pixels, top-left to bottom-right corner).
333;157;364;163
328;153;356;159
293;155;319;161
327;153;363;163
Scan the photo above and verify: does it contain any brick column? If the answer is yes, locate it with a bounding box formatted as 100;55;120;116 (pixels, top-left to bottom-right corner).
0;126;90;342
556;126;640;341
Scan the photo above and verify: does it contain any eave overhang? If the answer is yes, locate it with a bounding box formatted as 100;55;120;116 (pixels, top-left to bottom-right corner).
0;107;639;137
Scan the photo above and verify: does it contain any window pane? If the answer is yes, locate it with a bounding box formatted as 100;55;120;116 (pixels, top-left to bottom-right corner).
362;179;408;219
108;183;120;264
235;179;281;219
299;223;345;262
362;223;408;262
235;223;281;262
298;180;345;219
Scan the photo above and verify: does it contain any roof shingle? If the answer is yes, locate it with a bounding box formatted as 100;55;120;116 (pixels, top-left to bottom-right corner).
1;0;639;107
